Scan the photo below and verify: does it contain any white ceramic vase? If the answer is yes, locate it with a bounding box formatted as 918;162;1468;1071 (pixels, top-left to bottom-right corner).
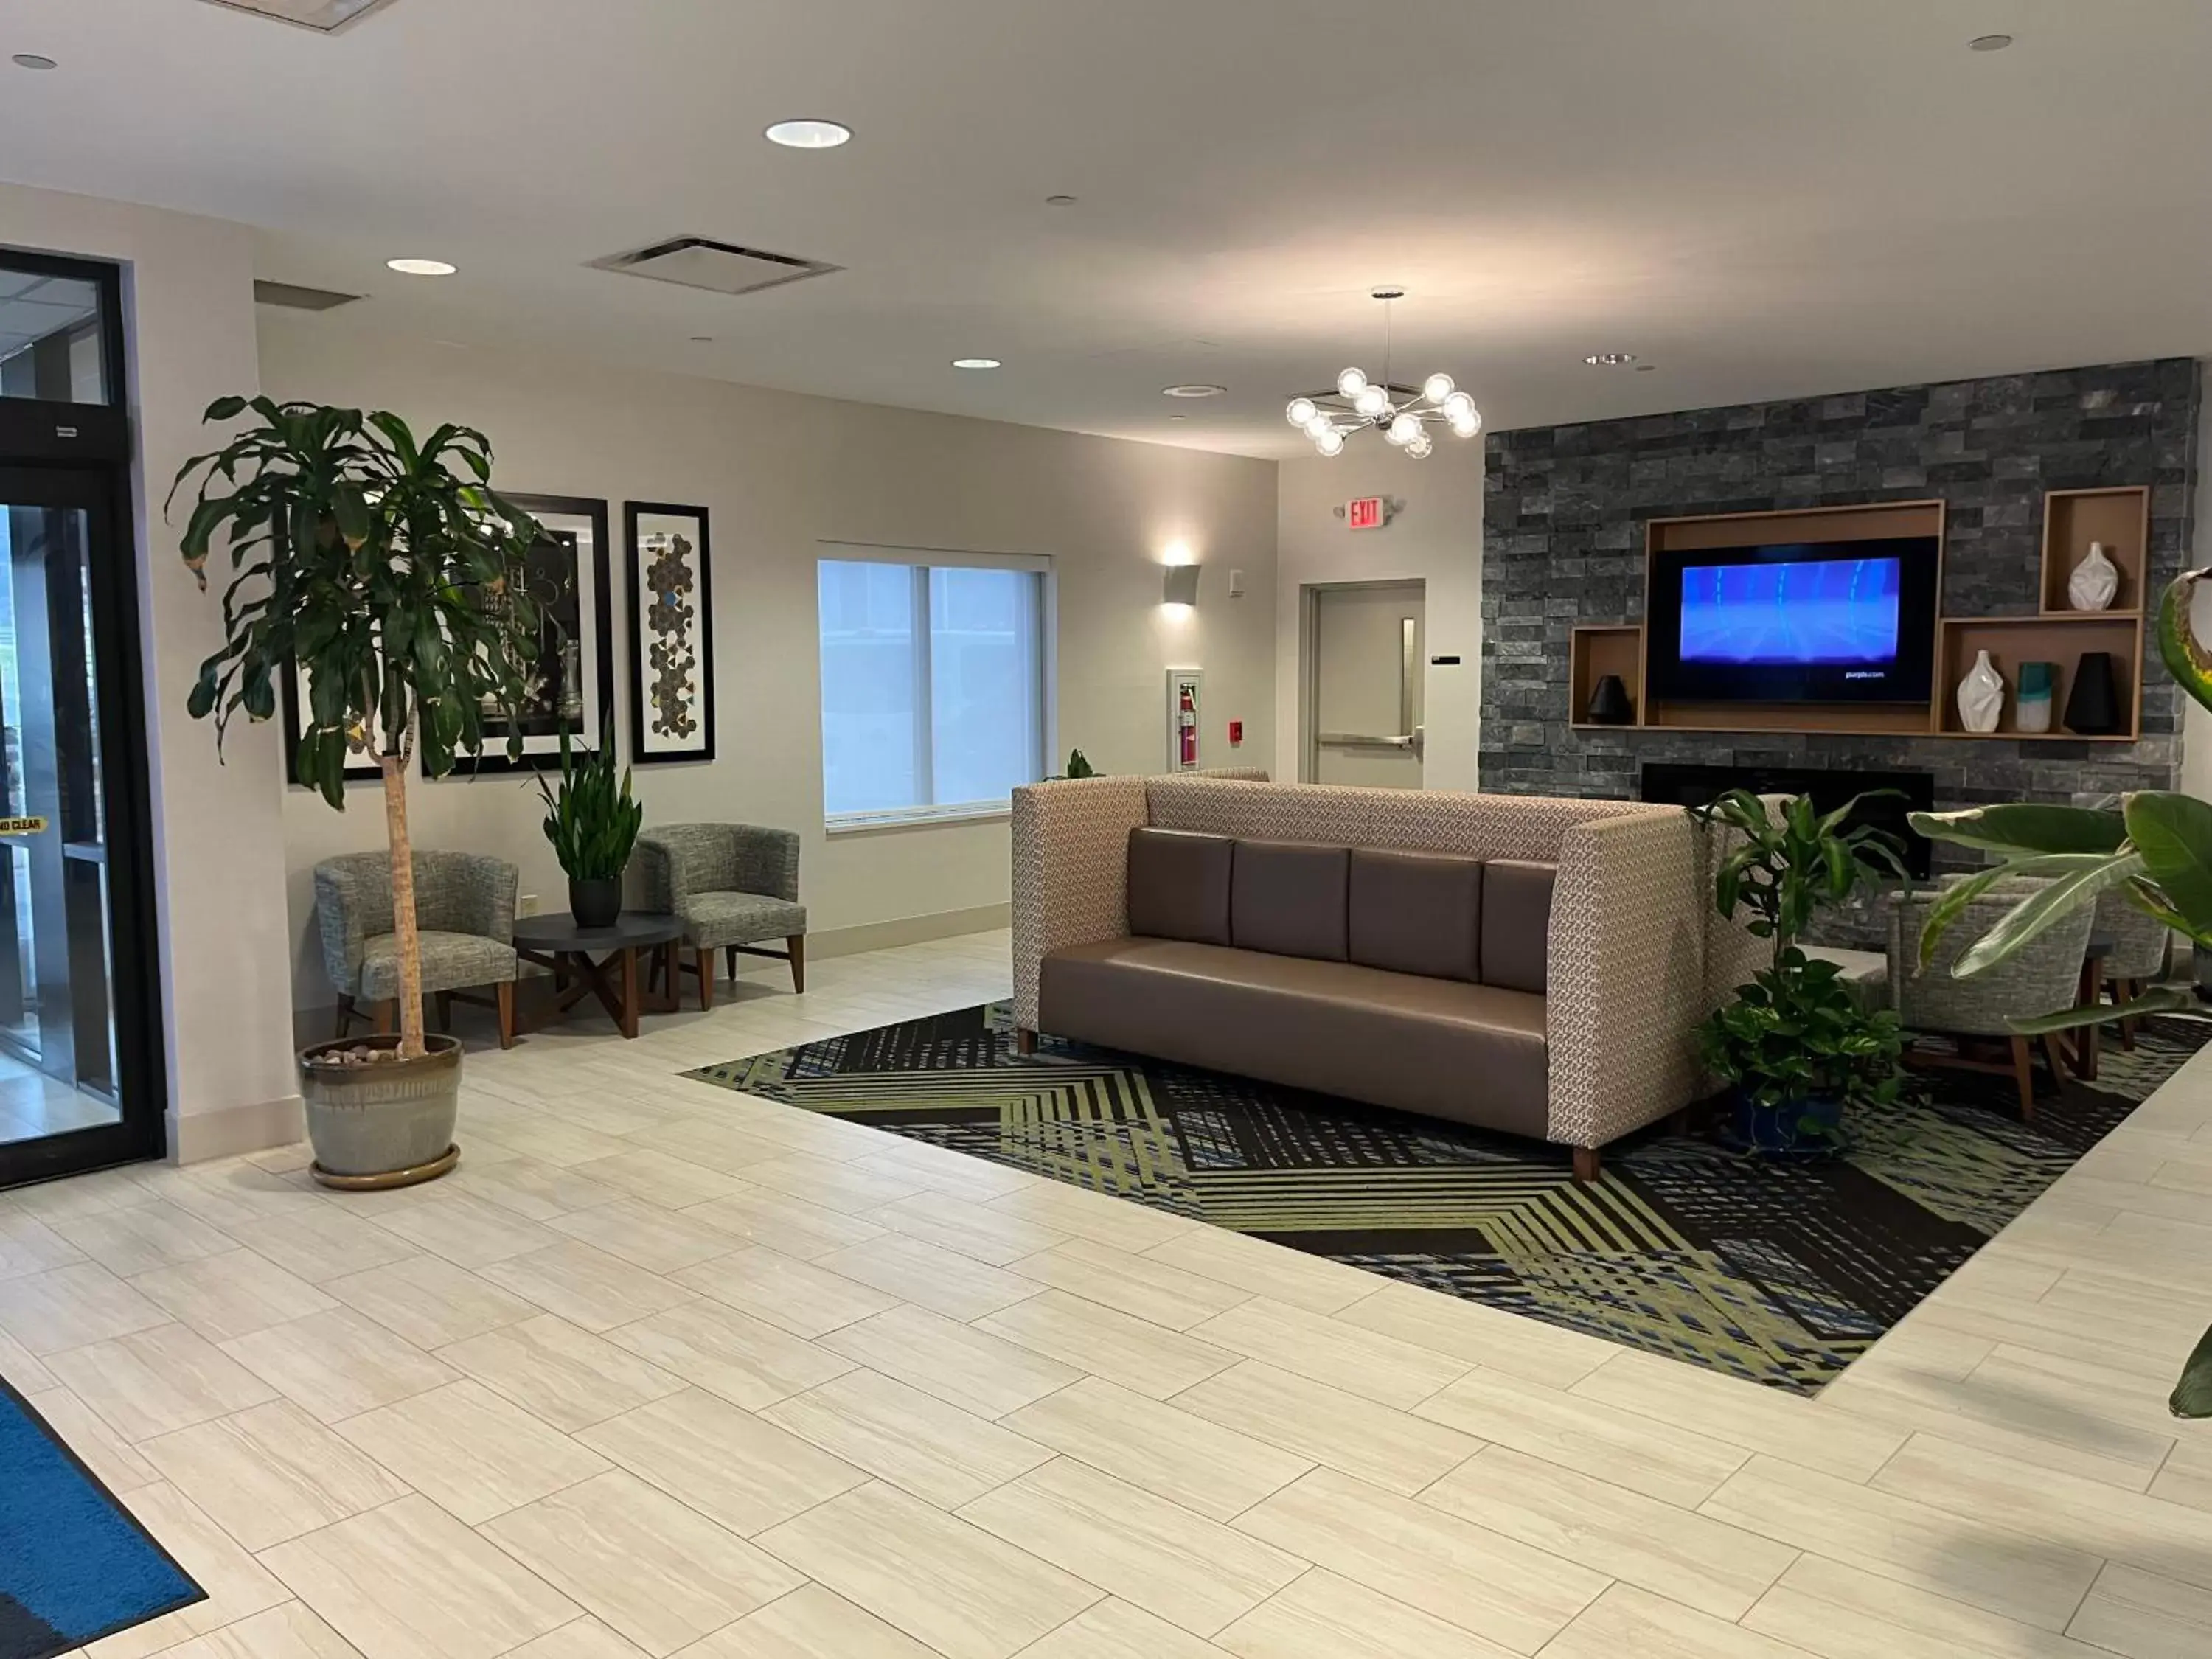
1956;648;2004;733
2068;541;2119;611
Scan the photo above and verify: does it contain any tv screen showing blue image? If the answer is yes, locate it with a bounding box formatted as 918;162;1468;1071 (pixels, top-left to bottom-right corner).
1678;557;1902;667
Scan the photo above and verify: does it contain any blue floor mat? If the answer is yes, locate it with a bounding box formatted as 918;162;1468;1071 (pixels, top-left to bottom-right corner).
0;1377;201;1658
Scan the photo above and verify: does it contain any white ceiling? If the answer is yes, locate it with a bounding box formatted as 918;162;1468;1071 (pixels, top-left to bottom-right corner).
4;0;2212;457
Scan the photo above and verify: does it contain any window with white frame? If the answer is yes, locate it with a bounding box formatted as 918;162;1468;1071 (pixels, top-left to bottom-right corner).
817;549;1049;824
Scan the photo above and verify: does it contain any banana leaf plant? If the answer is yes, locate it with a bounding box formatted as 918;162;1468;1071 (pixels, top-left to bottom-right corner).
533;720;643;880
1911;565;2212;1417
170;398;546;1061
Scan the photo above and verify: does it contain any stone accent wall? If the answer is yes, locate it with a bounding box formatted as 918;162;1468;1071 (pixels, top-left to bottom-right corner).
1480;358;2200;810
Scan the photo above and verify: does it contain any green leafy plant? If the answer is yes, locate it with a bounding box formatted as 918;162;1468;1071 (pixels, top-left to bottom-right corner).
1065;748;1097;779
1912;564;2212;1415
533;721;643;881
170;397;545;1059
1691;790;1911;1144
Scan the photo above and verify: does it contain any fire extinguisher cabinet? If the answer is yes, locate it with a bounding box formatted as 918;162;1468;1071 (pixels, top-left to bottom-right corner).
1166;668;1203;773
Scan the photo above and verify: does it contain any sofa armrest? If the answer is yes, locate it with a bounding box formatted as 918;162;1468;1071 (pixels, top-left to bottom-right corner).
1011;776;1150;1031
1545;809;1708;1149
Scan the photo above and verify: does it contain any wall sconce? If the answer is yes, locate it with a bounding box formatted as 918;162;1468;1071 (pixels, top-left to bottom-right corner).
1162;564;1202;607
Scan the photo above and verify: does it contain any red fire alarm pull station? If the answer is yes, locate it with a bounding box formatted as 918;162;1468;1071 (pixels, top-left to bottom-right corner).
1346;496;1385;530
1228;720;1244;746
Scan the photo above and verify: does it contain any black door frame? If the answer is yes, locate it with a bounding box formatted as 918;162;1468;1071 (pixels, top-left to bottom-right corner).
0;249;168;1186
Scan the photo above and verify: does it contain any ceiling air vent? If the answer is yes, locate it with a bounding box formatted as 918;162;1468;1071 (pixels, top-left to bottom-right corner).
253;279;364;313
198;0;397;31
589;237;843;298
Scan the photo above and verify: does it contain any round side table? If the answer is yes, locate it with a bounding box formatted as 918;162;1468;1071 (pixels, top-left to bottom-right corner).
511;911;684;1039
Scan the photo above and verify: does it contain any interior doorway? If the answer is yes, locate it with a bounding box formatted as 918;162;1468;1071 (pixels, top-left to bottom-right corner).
0;251;165;1187
1303;580;1425;787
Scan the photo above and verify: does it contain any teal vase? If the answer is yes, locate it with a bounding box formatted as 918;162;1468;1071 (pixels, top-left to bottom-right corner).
2017;661;2056;735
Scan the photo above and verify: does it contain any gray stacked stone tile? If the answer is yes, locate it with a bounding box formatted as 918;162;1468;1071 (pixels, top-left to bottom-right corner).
1480;358;2199;811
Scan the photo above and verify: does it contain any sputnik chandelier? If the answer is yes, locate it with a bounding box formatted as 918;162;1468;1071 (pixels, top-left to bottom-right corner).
1285;288;1480;459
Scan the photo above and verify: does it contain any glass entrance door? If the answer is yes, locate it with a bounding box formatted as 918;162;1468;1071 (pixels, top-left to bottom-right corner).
0;465;154;1182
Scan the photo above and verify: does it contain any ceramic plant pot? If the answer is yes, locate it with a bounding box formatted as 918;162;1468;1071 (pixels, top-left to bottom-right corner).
296;1034;461;1188
568;877;622;929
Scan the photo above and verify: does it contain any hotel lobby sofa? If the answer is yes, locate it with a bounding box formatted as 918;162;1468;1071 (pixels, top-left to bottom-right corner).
1012;776;1742;1177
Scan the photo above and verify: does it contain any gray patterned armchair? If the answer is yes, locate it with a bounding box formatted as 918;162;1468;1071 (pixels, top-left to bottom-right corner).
313;850;520;1047
1888;886;2094;1117
635;824;806;1009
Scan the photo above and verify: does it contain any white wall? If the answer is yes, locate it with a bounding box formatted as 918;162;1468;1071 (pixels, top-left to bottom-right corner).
258;316;1278;1008
2187;383;2212;802
1274;445;1484;790
1;183;299;1159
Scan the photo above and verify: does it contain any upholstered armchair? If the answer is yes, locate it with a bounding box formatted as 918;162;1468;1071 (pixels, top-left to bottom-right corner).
314;850;520;1047
1887;887;2094;1117
635;824;806;1008
2094;888;2172;1048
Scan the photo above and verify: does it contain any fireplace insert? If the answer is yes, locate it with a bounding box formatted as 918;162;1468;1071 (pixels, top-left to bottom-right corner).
1638;762;1933;880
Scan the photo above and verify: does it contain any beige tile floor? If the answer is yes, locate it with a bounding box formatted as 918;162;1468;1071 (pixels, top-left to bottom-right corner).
4;928;2212;1657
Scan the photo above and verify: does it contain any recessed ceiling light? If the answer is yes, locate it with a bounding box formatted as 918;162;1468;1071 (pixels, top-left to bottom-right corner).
1046;195;1078;207
1163;384;1227;399
1969;33;2013;51
1370;285;1407;302
951;358;1002;370
765;119;851;150
1635;364;1657;372
11;53;56;69
1584;352;1638;366
1169;414;1188;421
386;257;456;276
689;335;714;343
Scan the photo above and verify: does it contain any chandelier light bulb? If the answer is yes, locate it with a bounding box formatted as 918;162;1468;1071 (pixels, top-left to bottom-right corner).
1354;383;1389;418
1384;422;1411;447
1407;433;1435;459
1389;413;1422;443
1286;396;1318;427
1443;390;1474;419
1303;413;1336;440
1336;366;1368;398
1315;428;1346;456
1422;372;1455;404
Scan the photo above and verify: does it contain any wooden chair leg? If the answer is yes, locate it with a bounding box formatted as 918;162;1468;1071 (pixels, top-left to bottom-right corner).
787;933;806;993
2009;1034;2036;1121
696;945;715;1012
2042;1031;2069;1088
1015;1027;1037;1057
496;980;515;1050
1572;1146;1601;1182
333;993;355;1040
2116;977;2138;1051
726;945;740;985
374;998;396;1036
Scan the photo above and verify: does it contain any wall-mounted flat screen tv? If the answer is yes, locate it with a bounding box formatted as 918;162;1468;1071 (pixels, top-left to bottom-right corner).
1646;535;1940;704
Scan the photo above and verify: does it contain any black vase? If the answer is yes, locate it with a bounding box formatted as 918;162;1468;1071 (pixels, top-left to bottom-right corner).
568;877;622;930
1585;673;1634;726
2062;651;2120;735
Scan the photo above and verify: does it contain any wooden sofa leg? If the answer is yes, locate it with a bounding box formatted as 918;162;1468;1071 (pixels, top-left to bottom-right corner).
1572;1146;1601;1182
787;934;806;993
1015;1028;1037;1057
2010;1034;2036;1122
496;981;516;1050
696;946;716;1012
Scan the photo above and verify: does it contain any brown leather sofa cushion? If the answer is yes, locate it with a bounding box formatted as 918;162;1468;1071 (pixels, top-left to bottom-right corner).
1231;840;1349;961
1126;828;1234;945
1348;849;1483;982
1481;860;1555;994
1040;937;1548;1139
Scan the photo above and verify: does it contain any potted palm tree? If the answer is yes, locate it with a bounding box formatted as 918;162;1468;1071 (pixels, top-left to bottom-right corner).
171;397;543;1186
1910;566;2212;1416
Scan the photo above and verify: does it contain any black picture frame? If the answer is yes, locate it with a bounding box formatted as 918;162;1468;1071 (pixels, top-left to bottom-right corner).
624;501;716;764
451;493;616;775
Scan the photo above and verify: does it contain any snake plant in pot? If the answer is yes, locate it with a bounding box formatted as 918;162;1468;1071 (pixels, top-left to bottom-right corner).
170;398;543;1186
1912;566;2212;1417
1693;790;1910;1155
533;722;643;928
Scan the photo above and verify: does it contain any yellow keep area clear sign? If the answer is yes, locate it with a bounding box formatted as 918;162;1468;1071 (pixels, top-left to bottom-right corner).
0;817;48;836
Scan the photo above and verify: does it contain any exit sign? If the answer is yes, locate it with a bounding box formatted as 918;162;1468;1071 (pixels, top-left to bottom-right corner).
1346;496;1386;530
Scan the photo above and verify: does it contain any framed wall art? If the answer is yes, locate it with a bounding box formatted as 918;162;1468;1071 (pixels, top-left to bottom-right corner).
279;658;384;787
456;493;615;774
624;502;716;763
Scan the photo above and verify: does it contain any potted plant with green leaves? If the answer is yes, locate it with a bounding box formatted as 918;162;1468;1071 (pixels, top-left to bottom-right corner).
1694;790;1910;1155
533;721;643;928
1910;564;2212;1416
170;397;543;1185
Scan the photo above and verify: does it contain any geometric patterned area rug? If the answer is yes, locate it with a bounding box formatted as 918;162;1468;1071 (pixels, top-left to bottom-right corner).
0;1376;201;1659
684;1003;2208;1395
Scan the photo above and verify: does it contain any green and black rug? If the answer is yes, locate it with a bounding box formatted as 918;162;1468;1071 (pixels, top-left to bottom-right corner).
683;1004;2207;1394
